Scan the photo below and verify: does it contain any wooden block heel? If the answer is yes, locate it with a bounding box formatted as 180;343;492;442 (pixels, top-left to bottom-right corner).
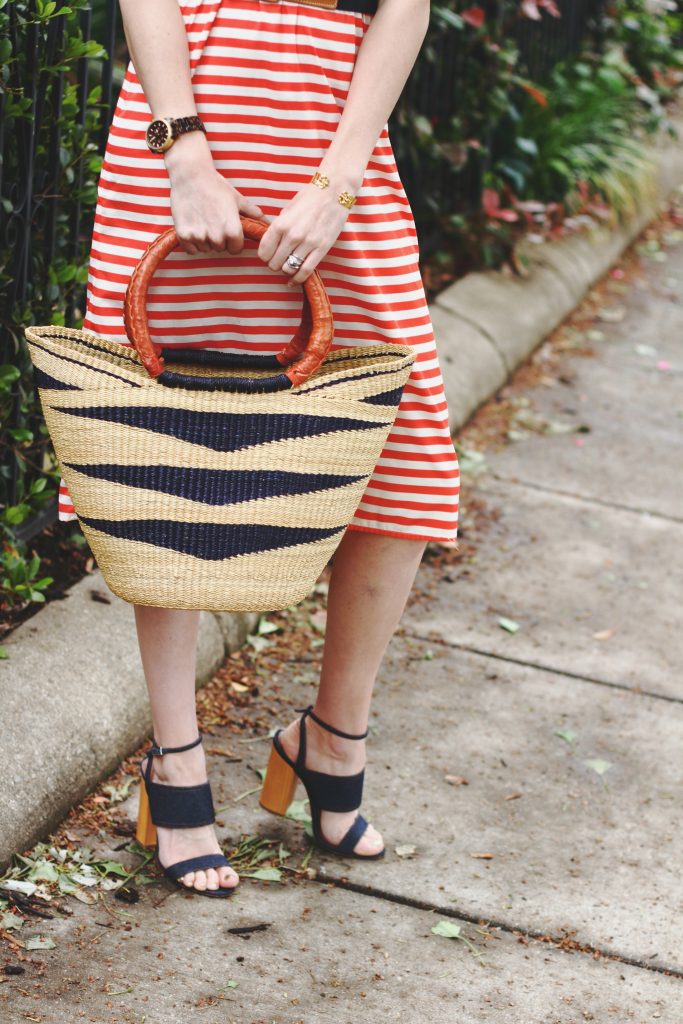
135;734;238;898
135;775;157;847
259;741;298;815
258;706;386;859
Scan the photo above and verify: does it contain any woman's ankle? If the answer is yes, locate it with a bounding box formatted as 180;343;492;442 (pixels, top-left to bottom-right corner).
146;743;207;785
287;717;366;768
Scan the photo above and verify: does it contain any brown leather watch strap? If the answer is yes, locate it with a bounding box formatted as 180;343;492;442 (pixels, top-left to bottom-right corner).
171;115;206;138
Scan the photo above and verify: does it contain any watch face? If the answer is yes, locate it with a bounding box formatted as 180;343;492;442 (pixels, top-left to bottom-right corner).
146;118;173;152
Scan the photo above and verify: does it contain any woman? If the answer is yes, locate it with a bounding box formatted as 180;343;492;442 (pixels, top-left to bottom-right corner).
58;0;460;895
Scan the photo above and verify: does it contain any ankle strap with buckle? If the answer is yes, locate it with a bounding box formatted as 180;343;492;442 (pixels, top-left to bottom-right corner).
145;734;203;759
295;705;369;740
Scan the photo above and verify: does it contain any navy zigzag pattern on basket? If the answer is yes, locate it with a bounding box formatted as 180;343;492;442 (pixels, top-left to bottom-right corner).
52;404;384;452
77;517;343;560
63;464;366;505
24;322;416;610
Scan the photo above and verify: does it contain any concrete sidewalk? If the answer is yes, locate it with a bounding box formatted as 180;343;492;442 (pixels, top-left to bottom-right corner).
2;197;682;1022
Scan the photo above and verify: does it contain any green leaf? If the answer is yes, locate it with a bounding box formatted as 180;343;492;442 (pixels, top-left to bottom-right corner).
70;870;99;887
497;617;520;634
97;861;130;878
584;758;612;776
33;577;55;590
434;7;464;29
3;504;30;525
0;364;20;386
516;136;538;157
27;860;59;883
0;646;8;660
256;617;281;636
554;728;577;744
431;920;462;939
0;910;23;930
243;867;282;882
412;114;434;139
8;428;33;444
246;633;271;652
285;799;311;823
1;879;37;897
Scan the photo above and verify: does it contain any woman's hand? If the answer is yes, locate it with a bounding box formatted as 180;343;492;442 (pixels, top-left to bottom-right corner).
165;133;267;255
257;179;358;286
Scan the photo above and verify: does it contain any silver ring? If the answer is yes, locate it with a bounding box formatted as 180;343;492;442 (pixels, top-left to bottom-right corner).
285;252;304;270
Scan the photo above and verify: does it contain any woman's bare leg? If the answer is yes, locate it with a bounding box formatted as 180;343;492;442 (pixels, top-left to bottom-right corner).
134;605;239;892
278;529;426;855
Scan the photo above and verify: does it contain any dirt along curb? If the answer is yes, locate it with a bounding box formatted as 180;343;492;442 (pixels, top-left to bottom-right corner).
2;116;683;874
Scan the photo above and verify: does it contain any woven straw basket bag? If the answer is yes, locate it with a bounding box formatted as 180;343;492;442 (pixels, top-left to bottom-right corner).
24;219;416;611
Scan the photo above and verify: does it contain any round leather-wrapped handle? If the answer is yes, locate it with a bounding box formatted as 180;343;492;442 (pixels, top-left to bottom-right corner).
123;218;334;389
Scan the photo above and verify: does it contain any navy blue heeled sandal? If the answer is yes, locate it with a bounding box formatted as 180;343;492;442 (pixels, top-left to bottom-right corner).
259;704;385;860
136;733;238;898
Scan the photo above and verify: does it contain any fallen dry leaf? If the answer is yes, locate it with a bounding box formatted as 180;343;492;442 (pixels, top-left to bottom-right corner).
504;792;523;801
470;852;495;860
204;746;241;761
394;844;418;859
592;628;616;641
445;775;469;786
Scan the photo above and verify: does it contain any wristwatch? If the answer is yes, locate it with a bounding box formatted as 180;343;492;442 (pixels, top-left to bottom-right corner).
145;115;206;153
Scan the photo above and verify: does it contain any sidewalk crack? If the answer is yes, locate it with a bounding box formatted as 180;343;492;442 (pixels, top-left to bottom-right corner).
400;631;683;706
490;472;683;524
314;872;683;979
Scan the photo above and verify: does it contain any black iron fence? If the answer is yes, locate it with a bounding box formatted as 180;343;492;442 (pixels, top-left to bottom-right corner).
1;0;121;540
1;0;606;538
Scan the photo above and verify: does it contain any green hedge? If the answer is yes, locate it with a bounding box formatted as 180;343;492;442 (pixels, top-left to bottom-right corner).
0;0;108;611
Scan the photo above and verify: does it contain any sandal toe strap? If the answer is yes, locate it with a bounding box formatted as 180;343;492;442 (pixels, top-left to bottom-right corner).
163;852;233;882
147;779;215;828
334;813;371;856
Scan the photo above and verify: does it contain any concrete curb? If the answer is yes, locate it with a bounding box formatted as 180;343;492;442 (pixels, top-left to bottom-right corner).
434;116;683;432
2;118;682;873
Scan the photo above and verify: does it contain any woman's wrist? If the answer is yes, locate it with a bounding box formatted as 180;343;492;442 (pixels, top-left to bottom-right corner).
315;159;366;197
163;129;215;180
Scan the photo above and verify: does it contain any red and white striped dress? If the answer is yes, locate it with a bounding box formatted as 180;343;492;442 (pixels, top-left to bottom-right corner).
58;0;460;542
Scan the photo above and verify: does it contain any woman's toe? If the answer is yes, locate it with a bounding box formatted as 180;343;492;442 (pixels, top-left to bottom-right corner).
204;868;220;890
192;869;208;890
355;824;384;855
220;867;239;888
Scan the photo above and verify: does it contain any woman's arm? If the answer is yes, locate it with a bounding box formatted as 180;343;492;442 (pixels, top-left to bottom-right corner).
118;0;265;254
258;0;431;283
117;0;429;271
323;0;431;193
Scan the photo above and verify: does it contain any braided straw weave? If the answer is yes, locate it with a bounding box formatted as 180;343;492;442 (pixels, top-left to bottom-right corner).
24;324;415;610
